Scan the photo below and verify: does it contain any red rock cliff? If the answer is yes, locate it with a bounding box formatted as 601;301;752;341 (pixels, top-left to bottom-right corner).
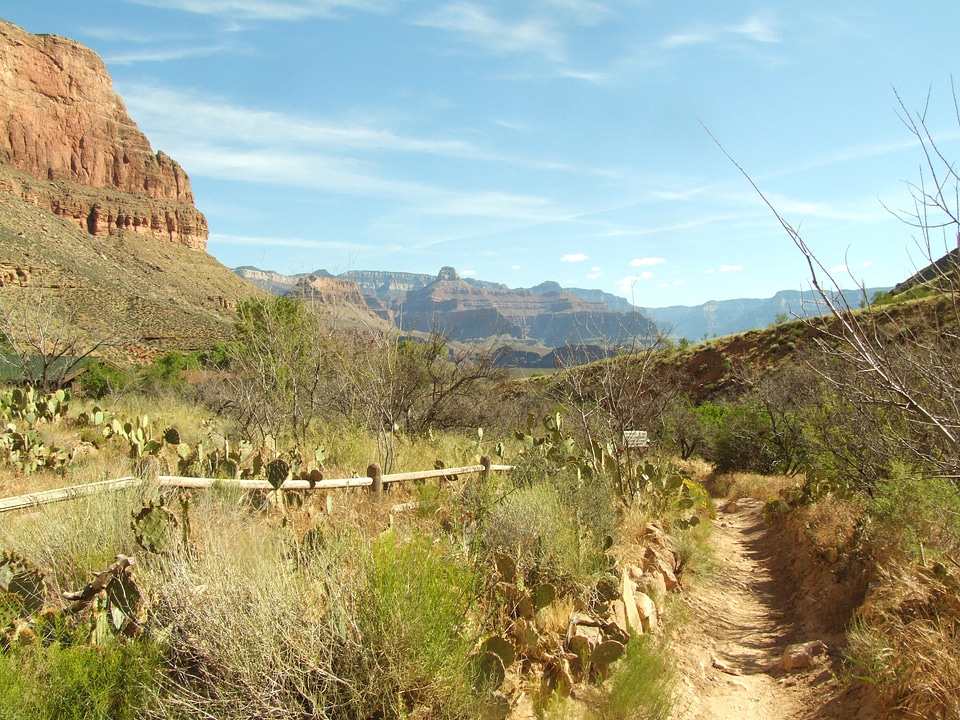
0;19;207;250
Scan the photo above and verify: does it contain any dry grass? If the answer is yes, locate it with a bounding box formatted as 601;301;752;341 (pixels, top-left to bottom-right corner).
795;495;864;558
709;471;800;502
848;561;960;719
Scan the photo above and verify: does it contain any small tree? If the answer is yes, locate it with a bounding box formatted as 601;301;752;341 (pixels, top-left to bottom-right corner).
223;296;329;447
0;284;118;390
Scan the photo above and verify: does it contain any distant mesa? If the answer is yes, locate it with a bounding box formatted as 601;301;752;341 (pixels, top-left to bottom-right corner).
234;265;659;354
0;19;208;250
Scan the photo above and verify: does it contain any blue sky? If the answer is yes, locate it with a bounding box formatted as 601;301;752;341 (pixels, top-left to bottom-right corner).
3;1;959;307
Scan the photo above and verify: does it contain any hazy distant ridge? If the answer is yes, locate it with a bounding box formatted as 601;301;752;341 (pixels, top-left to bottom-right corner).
642;287;890;340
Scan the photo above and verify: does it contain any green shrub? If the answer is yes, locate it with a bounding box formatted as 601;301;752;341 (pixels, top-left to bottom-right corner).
483;479;609;585
597;634;675;720
347;531;479;719
78;359;131;399
0;640;161;720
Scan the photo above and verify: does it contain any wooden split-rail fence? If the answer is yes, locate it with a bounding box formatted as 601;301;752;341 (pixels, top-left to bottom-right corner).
0;455;512;514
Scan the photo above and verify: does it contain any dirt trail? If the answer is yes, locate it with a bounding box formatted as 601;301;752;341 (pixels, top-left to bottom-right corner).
671;497;834;720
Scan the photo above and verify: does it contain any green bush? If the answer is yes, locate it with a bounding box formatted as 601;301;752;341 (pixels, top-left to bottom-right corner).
597;634;674;720
0;640;161;720
482;478;610;585
347;531;479;719
78;359;131;399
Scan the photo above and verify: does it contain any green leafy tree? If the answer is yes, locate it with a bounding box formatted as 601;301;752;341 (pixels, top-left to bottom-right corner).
223;296;329;446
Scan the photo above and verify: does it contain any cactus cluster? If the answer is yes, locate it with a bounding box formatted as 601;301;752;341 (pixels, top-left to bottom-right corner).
0;552;48;650
474;549;635;710
0;388;72;474
513;412;614;482
1;553;145;651
631;460;705;528
1;387;69;424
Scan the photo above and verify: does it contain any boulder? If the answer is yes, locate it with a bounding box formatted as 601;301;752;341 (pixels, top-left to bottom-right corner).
778;640;828;671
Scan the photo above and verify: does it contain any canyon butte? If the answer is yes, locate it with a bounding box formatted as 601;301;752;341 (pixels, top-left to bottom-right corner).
0;18;264;360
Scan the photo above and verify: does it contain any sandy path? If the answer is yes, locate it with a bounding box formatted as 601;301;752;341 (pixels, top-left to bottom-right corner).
671;497;821;720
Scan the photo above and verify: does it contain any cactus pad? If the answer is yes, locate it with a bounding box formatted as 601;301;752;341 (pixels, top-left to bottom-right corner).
266;458;290;490
482;635;516;668
131;501;180;555
591;639;625;665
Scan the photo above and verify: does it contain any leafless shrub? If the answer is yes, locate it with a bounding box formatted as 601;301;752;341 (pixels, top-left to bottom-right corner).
0;282;121;389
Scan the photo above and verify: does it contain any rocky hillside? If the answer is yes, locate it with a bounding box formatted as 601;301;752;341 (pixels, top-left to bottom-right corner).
0;19;262;361
0;19;206;250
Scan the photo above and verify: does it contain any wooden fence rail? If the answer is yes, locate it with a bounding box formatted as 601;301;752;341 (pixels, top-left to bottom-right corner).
0;455;512;514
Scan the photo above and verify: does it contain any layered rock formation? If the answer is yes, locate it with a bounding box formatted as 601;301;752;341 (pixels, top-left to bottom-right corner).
0;19;207;250
236;265;658;355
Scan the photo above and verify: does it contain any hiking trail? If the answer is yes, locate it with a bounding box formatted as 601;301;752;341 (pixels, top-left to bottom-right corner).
670;497;842;720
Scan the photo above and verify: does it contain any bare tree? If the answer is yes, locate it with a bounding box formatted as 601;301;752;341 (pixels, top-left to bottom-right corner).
709;84;960;487
554;323;682;500
329;328;508;471
0;283;118;390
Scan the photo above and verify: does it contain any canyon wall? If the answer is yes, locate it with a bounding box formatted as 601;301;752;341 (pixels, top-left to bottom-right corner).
0;19;207;249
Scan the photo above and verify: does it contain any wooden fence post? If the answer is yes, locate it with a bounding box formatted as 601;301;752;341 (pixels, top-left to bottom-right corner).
480;455;491;481
367;462;383;494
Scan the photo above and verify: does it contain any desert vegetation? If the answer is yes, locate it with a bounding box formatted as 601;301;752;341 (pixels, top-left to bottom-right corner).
0;291;715;720
3;92;960;720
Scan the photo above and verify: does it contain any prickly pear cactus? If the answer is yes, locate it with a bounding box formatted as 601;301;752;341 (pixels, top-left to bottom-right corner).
531;582;557;610
105;566;143;631
0;552;45;625
131;500;180;555
474;650;506;690
591;639;625;665
481;635;516;668
266;458;290;490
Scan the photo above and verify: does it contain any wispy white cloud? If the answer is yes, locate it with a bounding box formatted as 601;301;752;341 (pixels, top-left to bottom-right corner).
630;257;666;267
538;0;613;25
128;0;388;21
416;3;566;61
660;14;779;50
460;269;477;276
615;270;656;295
425;192;553;220
121;84;474;155
209;232;374;250
586;266;602;279
104;43;232;64
731;16;779;43
561;252;588;262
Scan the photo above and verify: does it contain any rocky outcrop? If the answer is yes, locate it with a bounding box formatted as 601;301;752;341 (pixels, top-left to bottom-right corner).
0;19;207;250
233;266;310;294
400;273;654;344
287;274;369;308
339;270;437;303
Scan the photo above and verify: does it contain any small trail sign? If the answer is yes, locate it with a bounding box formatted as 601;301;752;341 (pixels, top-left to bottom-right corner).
622;430;649;449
